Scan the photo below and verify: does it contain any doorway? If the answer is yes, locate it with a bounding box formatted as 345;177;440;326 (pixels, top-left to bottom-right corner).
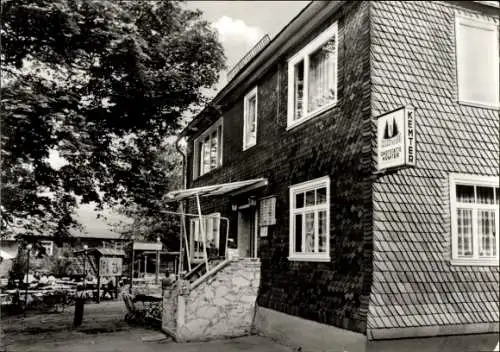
237;207;258;258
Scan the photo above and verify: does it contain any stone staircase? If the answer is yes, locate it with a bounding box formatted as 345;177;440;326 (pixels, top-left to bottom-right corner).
162;257;261;342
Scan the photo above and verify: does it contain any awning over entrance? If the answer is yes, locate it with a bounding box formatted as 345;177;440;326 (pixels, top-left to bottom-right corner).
164;178;268;202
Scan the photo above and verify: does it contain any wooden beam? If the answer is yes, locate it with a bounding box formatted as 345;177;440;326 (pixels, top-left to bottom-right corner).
155;250;160;284
96;256;101;304
129;244;135;293
196;194;209;273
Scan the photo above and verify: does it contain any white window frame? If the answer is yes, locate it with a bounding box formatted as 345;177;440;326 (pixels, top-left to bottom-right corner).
287;22;338;130
449;173;499;266
190;213;221;262
455;15;500;108
243;86;258;150
289;176;331;262
193;118;223;179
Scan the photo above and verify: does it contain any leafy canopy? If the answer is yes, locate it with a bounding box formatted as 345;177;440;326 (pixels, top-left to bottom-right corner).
1;0;225;241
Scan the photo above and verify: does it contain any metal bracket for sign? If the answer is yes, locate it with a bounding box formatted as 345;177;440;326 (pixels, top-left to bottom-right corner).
373;167;400;177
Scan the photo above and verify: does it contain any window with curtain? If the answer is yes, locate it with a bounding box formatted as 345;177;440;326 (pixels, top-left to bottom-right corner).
450;174;499;265
289;177;330;262
455;15;499;107
243;87;258;150
193;119;223;179
287;22;338;128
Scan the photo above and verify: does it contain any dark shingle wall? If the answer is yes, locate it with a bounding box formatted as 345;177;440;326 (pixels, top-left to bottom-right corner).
186;1;373;334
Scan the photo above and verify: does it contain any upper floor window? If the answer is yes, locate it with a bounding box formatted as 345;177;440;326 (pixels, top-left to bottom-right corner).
243;87;258;150
456;15;499;108
193;119;223;179
450;173;499;266
289;176;330;262
287;22;338;129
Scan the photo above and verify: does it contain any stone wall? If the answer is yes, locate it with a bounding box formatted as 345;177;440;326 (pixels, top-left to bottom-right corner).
162;258;261;341
161;284;177;334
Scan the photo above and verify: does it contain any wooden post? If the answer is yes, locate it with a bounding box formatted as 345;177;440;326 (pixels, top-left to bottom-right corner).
196;193;209;273
180;203;191;272
129;243;135;293
144;254;147;278
96;254;101;303
138;256;140;277
155;250;160;284
115;276;118;299
179;204;184;278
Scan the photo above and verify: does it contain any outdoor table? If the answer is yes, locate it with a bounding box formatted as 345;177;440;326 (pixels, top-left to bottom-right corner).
0;293;11;305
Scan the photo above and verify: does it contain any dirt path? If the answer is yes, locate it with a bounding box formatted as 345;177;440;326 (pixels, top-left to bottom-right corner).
1;301;129;335
1;300;139;351
1;300;293;352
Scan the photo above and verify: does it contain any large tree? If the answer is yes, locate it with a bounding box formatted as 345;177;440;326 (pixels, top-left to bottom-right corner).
1;0;225;241
112;141;184;250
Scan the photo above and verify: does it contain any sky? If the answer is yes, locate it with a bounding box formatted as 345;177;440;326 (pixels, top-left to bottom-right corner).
72;1;310;237
186;1;310;93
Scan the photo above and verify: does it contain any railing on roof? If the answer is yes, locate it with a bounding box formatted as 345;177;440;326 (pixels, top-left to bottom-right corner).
226;34;271;81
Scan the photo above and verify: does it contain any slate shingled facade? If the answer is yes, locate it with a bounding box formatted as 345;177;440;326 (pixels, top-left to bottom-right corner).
367;0;499;338
180;0;499;343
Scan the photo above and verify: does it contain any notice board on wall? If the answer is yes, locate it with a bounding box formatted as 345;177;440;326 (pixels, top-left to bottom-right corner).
259;196;276;227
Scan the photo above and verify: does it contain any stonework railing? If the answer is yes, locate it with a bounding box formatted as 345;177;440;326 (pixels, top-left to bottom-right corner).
162;257;261;341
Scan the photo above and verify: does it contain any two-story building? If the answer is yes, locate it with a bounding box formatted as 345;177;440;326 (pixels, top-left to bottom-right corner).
170;1;499;351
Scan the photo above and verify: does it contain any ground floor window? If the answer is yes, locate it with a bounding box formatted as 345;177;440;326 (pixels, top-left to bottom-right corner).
289;176;330;262
450;173;499;266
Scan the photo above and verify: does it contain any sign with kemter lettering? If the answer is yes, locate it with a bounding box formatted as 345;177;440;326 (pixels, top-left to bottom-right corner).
99;257;123;276
376;106;416;171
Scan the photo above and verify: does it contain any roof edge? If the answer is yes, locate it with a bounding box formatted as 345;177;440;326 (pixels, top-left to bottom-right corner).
181;1;344;138
473;1;499;8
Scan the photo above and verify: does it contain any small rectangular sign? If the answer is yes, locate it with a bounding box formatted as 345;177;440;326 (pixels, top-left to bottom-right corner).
260;226;268;238
259;197;276;226
376;106;416;171
99;257;123;277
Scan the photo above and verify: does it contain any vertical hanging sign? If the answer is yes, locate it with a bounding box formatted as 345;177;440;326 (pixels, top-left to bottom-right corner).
405;107;415;166
376;106;416;171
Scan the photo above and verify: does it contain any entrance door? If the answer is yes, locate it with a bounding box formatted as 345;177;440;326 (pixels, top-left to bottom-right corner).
237;207;258;258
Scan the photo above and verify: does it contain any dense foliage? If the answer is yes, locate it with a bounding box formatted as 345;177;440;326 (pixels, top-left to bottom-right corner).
1;0;225;241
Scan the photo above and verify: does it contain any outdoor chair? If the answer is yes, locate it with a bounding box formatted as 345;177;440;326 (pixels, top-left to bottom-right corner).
122;292;144;323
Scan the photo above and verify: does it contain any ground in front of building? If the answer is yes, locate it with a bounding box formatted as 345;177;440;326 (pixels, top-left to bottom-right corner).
0;300;293;352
